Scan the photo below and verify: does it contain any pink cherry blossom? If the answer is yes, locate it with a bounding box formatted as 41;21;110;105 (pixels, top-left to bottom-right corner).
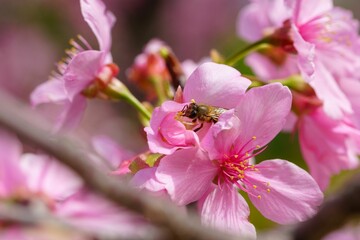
238;0;360;119
298;108;360;190
127;39;171;101
30;0;117;130
0;129;148;238
154;83;323;235
145;62;251;155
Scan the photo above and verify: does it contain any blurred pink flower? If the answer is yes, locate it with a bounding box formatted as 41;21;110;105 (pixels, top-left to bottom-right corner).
238;0;360;190
238;0;360;118
154;83;323;235
298;108;360;190
92;135;134;172
0;129;147;238
30;0;118;130
145;62;251;155
323;225;360;240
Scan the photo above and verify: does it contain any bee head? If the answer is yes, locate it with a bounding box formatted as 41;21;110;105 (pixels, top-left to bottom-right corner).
180;102;198;119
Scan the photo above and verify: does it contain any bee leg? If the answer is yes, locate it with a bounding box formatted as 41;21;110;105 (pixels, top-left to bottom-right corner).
193;123;203;132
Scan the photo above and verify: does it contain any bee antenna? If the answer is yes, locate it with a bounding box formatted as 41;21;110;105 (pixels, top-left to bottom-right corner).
181;104;188;113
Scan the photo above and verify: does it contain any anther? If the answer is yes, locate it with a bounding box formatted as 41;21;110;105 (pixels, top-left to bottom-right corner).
253;185;257;189
252;136;257;140
257;195;261;199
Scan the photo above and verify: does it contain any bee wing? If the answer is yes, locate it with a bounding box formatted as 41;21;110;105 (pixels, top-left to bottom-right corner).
212;107;227;116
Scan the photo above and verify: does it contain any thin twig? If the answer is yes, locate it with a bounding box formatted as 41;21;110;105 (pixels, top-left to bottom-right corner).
0;91;241;240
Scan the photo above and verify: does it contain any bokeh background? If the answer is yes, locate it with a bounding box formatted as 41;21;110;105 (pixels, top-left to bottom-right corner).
0;0;358;231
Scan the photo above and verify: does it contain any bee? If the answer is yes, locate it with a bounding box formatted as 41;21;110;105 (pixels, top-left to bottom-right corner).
178;100;227;132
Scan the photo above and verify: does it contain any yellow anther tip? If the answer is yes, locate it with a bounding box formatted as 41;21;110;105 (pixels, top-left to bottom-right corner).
257;195;261;199
252;136;257;140
253;185;257;189
267;189;271;193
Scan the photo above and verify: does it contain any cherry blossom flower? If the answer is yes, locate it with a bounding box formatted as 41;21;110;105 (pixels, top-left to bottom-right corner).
153;83;323;235
0;129;147;239
145;62;251;155
30;0;117;130
298;108;360;190
127;39;172;101
237;0;360;118
238;0;360;190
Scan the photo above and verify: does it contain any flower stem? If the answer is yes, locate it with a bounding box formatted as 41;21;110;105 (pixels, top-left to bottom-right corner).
104;80;152;122
225;38;271;66
149;76;167;105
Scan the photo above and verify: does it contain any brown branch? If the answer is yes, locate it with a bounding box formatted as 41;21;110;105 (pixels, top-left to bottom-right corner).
0;90;242;240
293;173;360;240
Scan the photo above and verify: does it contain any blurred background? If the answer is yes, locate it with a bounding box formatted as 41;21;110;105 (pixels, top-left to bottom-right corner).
0;0;358;230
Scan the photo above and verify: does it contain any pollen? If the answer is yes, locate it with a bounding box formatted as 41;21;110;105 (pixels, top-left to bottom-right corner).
257;195;262;199
252;136;257;140
253;185;257;189
267;189;271;193
234;154;238;158
256;145;261;149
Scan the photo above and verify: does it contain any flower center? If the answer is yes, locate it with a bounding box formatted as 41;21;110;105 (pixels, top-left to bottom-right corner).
216;136;271;199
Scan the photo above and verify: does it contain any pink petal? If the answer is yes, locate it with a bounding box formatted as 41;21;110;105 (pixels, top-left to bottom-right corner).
0;129;25;197
55;95;87;131
298;108;360;190
234;83;292;150
156;148;217;205
199;184;256;238
80;0;116;56
201;110;241;160
20;154;82;200
246;159;323;224
64;50;104;100
92;135;133;170
245;52;299;81
183;62;251;109
145;101;199;155
237;0;290;41
309;61;352;119
131;167;168;196
291;24;316;78
57;191;147;238
287;0;333;26
338;78;360;128
323;225;360;240
30;78;68;106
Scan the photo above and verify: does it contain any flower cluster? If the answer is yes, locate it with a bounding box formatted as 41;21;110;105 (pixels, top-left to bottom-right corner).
1;0;360;238
238;0;360;190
